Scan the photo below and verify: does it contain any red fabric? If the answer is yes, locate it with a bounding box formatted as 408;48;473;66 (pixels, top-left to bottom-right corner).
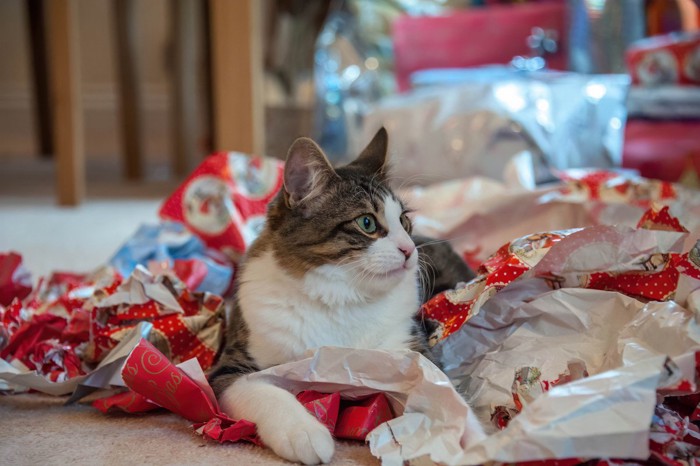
392;2;567;92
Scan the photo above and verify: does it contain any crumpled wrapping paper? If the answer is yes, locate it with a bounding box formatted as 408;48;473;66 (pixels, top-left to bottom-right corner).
97;339;400;446
0;252;32;307
0;321;150;396
86;266;224;371
98;201;700;464
4;160;700;465
0;260;224;398
159;152;284;261
109;221;234;296
106;300;699;465
402;169;700;270
354;72;629;186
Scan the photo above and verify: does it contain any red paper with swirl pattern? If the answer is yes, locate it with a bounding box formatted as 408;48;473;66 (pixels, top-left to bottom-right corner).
105;339;395;445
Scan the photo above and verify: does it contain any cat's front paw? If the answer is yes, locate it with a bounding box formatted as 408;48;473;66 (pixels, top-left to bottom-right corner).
257;411;335;465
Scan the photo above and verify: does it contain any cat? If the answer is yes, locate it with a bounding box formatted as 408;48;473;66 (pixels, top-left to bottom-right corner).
208;128;473;464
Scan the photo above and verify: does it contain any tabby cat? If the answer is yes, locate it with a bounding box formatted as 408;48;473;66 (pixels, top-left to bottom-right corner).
209;128;473;464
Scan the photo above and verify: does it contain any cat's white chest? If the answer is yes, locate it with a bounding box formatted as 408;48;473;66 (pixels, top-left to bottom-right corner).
238;251;419;369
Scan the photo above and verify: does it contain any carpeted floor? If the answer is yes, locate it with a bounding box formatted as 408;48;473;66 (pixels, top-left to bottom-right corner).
0;159;378;465
0;394;377;465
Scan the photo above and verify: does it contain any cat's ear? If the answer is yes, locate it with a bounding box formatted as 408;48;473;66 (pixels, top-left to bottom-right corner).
349;127;389;177
283;137;337;209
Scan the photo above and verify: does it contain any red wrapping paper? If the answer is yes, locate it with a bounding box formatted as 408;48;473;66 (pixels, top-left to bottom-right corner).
120;339;220;423
170;259;209;291
86;269;224;371
93;390;159;414
296;391;341;435
421;204;700;465
423;230;572;343
158;152;284;261
99;339;396;446
0;252;32;307
1;264;223;388
422;206;699;346
626;32;700;86
334;393;393;440
489;354;700;464
556;169;677;207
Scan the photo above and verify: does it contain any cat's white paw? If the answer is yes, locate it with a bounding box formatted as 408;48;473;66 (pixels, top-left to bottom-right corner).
256;411;335;465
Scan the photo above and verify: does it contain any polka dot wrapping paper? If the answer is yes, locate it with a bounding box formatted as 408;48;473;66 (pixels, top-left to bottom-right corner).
85;266;224;371
419;205;700;464
420;199;700;347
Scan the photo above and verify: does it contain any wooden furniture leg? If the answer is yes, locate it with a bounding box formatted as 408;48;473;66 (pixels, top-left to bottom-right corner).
47;0;84;206
208;0;264;155
171;0;202;175
114;0;144;180
26;0;53;158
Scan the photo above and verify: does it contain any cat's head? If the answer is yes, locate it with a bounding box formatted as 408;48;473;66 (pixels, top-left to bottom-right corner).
258;128;417;289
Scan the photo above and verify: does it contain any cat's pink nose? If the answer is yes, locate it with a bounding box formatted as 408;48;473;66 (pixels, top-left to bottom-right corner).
398;244;415;260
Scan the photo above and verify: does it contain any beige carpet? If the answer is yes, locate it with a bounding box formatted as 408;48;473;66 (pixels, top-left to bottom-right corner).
0;394;377;465
0;159;378;465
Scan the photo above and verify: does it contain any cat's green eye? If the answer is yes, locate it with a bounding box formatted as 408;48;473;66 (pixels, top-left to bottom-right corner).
356;215;377;234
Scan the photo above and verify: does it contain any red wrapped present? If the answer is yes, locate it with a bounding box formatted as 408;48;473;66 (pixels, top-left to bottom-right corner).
392;3;567;92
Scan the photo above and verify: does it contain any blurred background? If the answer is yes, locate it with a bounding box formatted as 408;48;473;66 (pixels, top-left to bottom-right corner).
0;0;699;206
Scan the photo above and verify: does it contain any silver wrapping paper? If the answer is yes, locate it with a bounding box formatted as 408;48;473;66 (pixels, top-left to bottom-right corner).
353;69;630;186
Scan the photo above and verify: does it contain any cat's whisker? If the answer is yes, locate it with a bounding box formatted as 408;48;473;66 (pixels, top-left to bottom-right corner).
417;255;437;301
393;173;438;192
415;235;463;249
384;173;447;195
